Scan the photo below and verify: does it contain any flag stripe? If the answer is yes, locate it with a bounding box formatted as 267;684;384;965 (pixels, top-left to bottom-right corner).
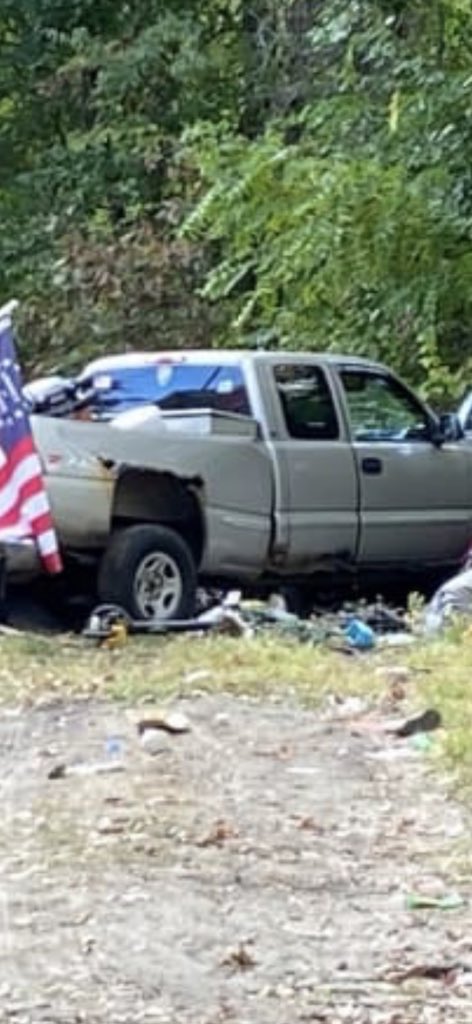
0;458;45;519
28;510;56;539
22;495;52;529
0;435;37;488
0;318;62;574
0;523;31;541
37;527;62;557
42;550;63;574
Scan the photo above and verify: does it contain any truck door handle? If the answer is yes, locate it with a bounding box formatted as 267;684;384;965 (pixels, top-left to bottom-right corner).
361;456;382;475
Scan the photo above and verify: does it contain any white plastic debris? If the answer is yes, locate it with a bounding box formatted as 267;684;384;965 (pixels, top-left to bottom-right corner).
424;566;472;633
139;729;172;756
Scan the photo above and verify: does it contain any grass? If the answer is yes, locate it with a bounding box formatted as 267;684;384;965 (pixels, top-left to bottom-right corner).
0;630;385;704
410;629;472;791
2;621;472;788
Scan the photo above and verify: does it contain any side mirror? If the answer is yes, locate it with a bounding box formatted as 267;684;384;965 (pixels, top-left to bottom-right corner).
431;412;464;446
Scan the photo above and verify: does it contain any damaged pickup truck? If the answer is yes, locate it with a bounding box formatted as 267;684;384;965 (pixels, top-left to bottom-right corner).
19;349;472;620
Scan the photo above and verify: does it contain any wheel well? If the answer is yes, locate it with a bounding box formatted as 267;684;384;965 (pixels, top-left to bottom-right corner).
111;469;205;566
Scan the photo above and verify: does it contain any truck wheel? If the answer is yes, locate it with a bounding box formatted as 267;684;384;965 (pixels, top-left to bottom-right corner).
97;525;197;621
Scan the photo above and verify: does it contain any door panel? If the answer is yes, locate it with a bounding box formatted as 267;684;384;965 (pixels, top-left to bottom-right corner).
354;440;471;561
274;441;359;568
338;368;472;563
266;362;359;570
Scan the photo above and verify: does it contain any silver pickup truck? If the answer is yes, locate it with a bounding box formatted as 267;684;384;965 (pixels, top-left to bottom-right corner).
20;349;472;619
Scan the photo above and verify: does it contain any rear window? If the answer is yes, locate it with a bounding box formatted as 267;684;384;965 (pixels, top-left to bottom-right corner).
80;362;251;418
274;364;339;440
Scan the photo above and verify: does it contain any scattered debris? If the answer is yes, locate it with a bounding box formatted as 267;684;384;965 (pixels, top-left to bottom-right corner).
137;711;191;735
81;935;96;956
383;962;468;984
100;620;129;649
253;742;292;759
95;817;129;836
324;695;371;720
132;708;192;754
83;593;412;650
292;815;324;833
138;728;172;756
360;708;442;759
424;563;472;632
220;943;256;971
213;711;230;727
214;610;254;639
196;820;239;847
392;708;442;739
406;892;466;911
365;746;426;762
105;736;124;757
47;760;125;779
184;668;214;685
380;679;407;709
376;631;416;647
343;618;376;650
86;605;131;645
197;592;255;637
83;604;215;641
409;732;436;753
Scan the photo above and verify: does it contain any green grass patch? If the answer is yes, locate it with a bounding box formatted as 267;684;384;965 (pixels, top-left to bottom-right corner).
410;632;472;791
0;631;384;704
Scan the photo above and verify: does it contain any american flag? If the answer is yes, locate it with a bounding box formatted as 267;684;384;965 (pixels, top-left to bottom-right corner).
0;308;63;574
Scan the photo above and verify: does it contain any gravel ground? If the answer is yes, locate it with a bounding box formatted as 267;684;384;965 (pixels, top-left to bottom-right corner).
0;691;470;1023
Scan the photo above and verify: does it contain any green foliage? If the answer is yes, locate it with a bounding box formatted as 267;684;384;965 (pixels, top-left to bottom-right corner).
0;0;241;371
0;0;471;396
182;0;472;396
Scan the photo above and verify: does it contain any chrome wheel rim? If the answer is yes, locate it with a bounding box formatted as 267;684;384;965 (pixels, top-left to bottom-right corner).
133;551;183;619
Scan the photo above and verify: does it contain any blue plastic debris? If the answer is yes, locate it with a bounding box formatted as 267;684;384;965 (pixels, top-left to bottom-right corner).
344;618;376;650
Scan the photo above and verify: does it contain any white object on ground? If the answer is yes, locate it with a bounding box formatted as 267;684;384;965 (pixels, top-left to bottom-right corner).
424;567;472;632
139;729;172;756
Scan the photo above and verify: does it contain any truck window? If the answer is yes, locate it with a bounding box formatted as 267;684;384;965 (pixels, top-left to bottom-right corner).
274;364;339;440
339;370;430;442
82;362;251;418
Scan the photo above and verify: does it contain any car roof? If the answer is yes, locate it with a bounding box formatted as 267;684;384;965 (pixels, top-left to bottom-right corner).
80;349;389;374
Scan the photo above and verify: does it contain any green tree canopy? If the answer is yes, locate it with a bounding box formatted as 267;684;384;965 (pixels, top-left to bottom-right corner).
0;0;471;398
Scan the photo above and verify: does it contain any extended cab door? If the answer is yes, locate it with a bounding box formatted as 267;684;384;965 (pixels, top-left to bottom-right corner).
255;359;359;570
336;365;472;563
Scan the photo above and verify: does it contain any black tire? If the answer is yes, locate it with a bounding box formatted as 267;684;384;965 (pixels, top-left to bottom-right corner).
97;525;197;621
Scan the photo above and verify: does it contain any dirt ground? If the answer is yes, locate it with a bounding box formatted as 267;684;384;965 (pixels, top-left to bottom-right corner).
0;691;471;1024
